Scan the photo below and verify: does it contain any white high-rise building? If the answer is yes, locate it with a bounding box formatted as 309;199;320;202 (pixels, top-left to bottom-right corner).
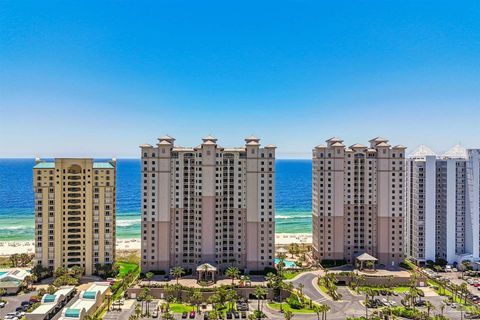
406;145;480;265
140;135;276;273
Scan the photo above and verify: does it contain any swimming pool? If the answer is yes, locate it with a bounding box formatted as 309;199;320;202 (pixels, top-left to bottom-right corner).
274;258;297;268
0;271;7;277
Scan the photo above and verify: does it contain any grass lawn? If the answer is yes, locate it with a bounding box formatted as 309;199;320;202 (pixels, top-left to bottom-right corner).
318;284;329;295
267;303;315;314
357;285;410;294
170;303;195;313
282;270;302;280
117;261;139;278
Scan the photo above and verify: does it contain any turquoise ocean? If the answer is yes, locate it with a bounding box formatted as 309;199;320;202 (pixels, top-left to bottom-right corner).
0;159;312;241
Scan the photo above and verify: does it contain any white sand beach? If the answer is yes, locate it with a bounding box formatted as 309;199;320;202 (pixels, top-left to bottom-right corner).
0;234;312;256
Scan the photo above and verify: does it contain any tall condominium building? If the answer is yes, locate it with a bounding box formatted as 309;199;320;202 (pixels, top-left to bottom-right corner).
33;158;116;275
140;135;276;273
406;145;480;265
312;137;406;267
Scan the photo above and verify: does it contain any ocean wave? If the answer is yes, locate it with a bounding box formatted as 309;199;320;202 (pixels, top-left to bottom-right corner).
116;219;141;227
1;226;33;230
275;215;311;219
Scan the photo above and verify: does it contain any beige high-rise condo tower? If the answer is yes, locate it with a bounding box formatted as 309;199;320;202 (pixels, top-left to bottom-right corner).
33;158;116;275
140;135;275;273
312;137;406;267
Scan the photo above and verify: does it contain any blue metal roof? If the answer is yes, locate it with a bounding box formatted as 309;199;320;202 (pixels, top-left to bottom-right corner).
65;308;81;318
93;162;114;169
33;162;55;169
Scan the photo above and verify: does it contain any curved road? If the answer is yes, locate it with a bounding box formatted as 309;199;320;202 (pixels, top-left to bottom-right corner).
287;271;367;319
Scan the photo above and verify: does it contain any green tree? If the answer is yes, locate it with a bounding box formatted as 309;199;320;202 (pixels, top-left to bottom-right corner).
312;304;322;320
254;286;267;311
190;289;203;312
424;301;435;318
170;266;185;285
145;272;154;287
284;310;294;320
225;266;240;285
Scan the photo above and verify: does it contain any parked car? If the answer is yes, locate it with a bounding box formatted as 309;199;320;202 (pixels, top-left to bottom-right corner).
29;297;41;303
189;311;196;319
152;310;158;318
0;301;5;308
182;312;188;319
204;311;210;320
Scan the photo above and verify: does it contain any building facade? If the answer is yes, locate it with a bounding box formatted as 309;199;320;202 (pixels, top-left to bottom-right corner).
140;136;275;273
406;145;480;265
312;137;406;267
33;158;116;275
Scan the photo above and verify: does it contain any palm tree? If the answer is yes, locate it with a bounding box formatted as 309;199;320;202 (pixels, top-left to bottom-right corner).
254;286;267;311
134;303;141;318
145;294;153;316
170;266;185;285
439;301;446;317
424;301;434;318
312;304;322;320
297;283;304;297
283;310;294;320
191;289;203;312
226;289;237;311
322;304;330;320
145;272;154;287
225;266;240;285
460;283;469;304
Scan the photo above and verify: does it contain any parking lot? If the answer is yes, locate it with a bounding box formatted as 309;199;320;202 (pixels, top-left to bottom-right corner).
103;298;251;320
0;291;37;320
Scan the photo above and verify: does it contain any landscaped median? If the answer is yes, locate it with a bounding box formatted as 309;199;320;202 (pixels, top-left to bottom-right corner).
267;302;315;313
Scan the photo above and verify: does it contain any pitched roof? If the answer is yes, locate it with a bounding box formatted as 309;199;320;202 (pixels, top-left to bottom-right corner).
409;145;436;159
326;137;343;142
350;143;367;149
369;137;389;143
375;142;391;147
196;263;217;271
330;142;345;147
245;135;260;141
356;252;378;261
442;144;467;159
159;135;175;141
202;135;217;141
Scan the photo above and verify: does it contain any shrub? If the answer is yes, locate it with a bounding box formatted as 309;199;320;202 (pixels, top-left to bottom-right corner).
321;259;347;268
286;293;303;309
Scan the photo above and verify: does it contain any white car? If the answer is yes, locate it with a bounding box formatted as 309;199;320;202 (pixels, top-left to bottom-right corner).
0;301;5;308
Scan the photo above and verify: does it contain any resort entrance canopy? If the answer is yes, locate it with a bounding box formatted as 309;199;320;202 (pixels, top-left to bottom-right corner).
355;253;378;270
196;263;217;282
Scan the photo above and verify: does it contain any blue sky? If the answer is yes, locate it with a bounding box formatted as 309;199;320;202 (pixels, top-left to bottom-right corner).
1;1;479;158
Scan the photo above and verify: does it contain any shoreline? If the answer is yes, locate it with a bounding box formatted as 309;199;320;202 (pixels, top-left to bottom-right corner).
0;233;312;257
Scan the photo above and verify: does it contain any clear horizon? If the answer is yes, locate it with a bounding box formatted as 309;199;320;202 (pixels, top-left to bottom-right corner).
1;1;479;158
